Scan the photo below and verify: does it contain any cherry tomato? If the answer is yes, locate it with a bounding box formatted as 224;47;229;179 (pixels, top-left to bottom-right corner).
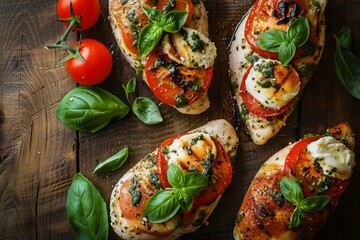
156;134;233;207
284;136;349;198
245;0;308;59
113;0;194;55
239;65;294;118
58;0;101;31
66;39;113;85
145;48;213;107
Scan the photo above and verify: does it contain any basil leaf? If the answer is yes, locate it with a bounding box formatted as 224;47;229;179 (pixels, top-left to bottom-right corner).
138;23;163;57
162;10;188;33
280;177;303;205
289;207;303;229
182;172;208;197
175;189;193;211
257;29;286;52
144;190;180;223
278;42;296;65
337;25;352;50
93;147;129;174
299;195;331;213
167;163;185;188
122;77;136;103
132;97;163;125
288;17;310;47
55;86;129;133
143;7;164;24
66;173;108;240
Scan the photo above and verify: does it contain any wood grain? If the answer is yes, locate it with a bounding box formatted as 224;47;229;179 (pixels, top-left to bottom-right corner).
0;0;359;239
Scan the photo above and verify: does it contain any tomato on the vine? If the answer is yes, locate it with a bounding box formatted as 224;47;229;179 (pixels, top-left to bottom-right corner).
66;39;113;85
58;0;101;31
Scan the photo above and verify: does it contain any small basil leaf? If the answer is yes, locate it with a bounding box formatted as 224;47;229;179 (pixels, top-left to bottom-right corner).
280;176;304;205
289;207;304;229
143;7;164;24
337;25;352;50
144;190;180;223
93;147;129;174
299;196;331;213
183;172;209;197
132;97;163;125
278;42;296;65
175;189;193;211
55;86;129;133
138;23;163;57
287;17;310;47
167;163;185;188
122;77;136;103
66;173;108;240
162;10;188;33
257;29;287;52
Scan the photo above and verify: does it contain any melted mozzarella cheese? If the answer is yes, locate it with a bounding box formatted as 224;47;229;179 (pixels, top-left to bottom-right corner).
245;58;301;109
307;136;355;179
166;132;217;173
162;28;217;69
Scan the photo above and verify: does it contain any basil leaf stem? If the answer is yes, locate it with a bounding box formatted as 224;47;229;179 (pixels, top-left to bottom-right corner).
93;147;129;174
66;173;108;240
257;17;310;65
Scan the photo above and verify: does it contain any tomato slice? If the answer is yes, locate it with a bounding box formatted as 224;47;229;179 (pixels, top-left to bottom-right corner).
114;0;194;55
145;48;213;107
156;134;233;207
239;65;294;118
284;136;349;198
245;0;309;59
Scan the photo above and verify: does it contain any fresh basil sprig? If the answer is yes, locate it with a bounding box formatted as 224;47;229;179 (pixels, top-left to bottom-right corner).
93;147;129;174
144;163;208;223
56;86;129;133
280;176;331;229
138;7;188;57
66;173;108;240
122;77;163;124
257;17;310;65
334;26;360;100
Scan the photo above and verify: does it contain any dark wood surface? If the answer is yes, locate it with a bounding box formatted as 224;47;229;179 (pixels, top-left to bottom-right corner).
1;0;359;239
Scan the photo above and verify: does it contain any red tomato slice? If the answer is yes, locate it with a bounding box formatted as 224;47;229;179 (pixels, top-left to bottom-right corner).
245;0;308;59
284;136;349;199
156;134;233;207
145;48;213;107
239;65;294;118
114;0;194;55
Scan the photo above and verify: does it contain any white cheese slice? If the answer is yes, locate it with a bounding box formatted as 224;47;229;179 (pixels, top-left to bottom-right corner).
245;58;301;109
307;136;355;179
166;132;217;173
162;28;217;69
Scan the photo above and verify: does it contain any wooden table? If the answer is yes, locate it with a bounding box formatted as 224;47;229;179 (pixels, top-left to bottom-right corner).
1;0;359;239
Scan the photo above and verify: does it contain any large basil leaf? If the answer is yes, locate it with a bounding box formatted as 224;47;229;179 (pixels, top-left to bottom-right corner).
279;42;296;66
132;97;163;125
144;190;180;223
143;7;164;24
182;172;208;197
93;147;129;174
299;196;330;213
288;17;310;47
257;29;286;52
162;11;188;33
167;163;185;188
280;176;303;205
55;86;129;133
66;173;108;240
334;34;360;100
138;23;163;57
